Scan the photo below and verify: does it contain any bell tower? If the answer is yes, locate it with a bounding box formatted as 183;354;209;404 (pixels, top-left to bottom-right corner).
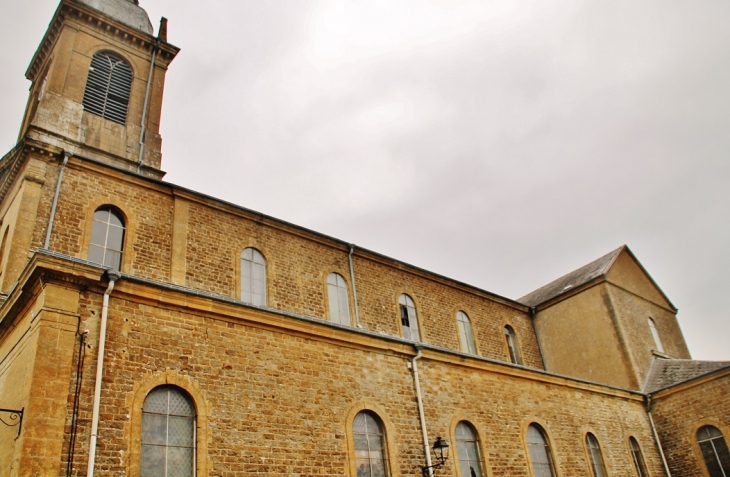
19;0;179;177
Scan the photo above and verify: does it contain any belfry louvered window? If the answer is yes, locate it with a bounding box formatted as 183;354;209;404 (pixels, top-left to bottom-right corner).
82;51;133;125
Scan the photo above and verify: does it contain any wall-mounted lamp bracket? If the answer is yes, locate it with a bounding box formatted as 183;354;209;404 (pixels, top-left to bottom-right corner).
0;407;24;439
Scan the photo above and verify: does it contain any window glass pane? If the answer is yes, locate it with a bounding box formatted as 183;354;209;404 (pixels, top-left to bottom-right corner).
168;416;194;447
456;422;482;477
328;283;341;323
648;318;665;353
698;427;730;477
142;413;167;445
338;286;350;322
106;225;124;251
629;438;648;477
586;434;607;477
94;209;110;222
108;210;124;227
88;244;105;265
140;445;166;477
167;447;194;477
104;250;122;270
90;220;107;246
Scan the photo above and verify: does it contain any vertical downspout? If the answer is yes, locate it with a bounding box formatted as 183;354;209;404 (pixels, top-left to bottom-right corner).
44;152;70;249
646;396;673;477
410;346;433;475
136;41;160;174
348;244;361;328
86;270;121;477
529;306;547;370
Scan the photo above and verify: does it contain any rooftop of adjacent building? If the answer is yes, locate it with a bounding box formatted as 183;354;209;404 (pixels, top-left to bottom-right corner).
643;358;730;393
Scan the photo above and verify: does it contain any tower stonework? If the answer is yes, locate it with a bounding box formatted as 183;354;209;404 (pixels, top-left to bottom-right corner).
19;0;178;176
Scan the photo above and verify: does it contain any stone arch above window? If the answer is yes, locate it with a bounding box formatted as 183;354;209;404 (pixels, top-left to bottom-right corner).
141;385;196;477
455;421;484;477
456;311;477;354
398;294;420;342
585;432;607;477
697;425;730;477
82;51;133;125
504;325;522;365
526;423;556;477
88;206;125;270
240;247;266;306
327;272;351;325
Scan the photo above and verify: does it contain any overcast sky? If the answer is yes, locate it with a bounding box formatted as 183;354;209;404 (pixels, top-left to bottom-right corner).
1;0;728;360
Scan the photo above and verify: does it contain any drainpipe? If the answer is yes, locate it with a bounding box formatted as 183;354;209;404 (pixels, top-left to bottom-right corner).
136;40;160;174
86;269;121;477
529;306;547;370
44;151;70;249
646;396;672;477
410;346;433;475
347;244;361;328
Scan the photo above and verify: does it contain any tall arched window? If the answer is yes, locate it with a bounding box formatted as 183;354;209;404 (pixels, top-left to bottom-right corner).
327;273;350;325
240;248;266;305
353;411;389;477
141;386;196;477
457;311;477;354
82;51;133;125
585;433;607;477
455;421;483;477
629;437;648;477
697;425;730;477
504;325;522;365
398;294;420;342
527;424;556;477
0;226;9;275
648;318;665;353
89;206;125;270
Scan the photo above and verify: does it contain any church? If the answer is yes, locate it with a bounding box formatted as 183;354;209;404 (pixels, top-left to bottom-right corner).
0;1;728;476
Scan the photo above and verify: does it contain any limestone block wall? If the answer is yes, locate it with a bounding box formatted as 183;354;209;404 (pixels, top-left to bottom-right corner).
60;280;666;477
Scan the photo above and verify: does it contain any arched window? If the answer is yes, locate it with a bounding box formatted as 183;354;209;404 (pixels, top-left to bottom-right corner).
141;386;196;477
585;433;607;477
455;421;483;477
629;437;648;477
82;51;133;125
0;226;9;275
89;206;125;270
504;325;522;365
353;411;389;477
457;311;477;354
398;294;420;342
697;425;730;477
327;273;350;325
648;318;665;353
527;424;556;477
240;248;266;306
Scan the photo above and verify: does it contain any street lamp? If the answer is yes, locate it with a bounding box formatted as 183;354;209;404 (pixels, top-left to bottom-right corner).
422;436;450;477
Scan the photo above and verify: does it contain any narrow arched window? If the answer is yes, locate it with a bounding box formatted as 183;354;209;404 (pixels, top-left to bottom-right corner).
527;424;556;477
141;386;196;477
455;421;483;477
398;294;420;342
327;273;350;325
353;411;389;477
629;437;648;477
240;248;266;306
82;51;133;125
89;206;125;270
586;433;607;477
457;311;477;354
648;318;665;353
504;325;522;365
697;425;730;477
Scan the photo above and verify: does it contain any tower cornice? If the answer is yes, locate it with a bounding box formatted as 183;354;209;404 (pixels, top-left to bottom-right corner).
26;0;179;82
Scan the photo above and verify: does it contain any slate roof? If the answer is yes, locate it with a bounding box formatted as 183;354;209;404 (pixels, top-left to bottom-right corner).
643;358;730;394
518;246;624;307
